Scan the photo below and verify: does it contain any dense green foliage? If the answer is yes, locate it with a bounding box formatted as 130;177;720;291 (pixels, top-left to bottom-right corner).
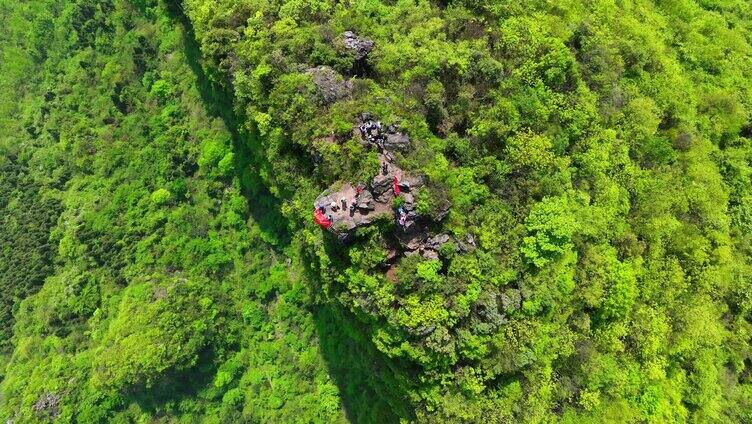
0;1;349;422
2;0;752;422
0;158;61;350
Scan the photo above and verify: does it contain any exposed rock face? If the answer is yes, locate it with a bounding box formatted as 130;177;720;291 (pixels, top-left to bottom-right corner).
383;132;411;151
315;183;392;236
419;234;450;259
306;66;353;104
371;173;393;200
315;113;458;267
397;224;428;251
356;189;375;211
32;392;61;420
342;31;374;60
456;233;477;252
433;202;451;222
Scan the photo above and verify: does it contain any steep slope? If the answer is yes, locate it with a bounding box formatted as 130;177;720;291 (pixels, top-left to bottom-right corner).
1;0;752;422
179;0;752;422
0;0;350;422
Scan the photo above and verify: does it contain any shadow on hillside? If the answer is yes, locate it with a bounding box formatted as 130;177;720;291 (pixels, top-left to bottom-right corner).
165;1;289;248
313;302;416;423
165;3;415;422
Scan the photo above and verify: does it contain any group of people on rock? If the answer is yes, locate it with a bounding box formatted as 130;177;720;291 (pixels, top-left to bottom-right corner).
313;159;411;231
313;184;370;229
359;117;399;152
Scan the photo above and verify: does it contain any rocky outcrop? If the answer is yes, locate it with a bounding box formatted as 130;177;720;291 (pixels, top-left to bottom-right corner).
306;66;352;104
314;183;392;235
32;392;60;421
342;31;374;60
314;113;460;265
398;225;428;251
456;233;477;252
383;132;411;151
356;189;375;210
419;234;450;260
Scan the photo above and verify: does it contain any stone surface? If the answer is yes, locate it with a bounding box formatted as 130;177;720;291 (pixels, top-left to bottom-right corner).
383;131;411;151
32;392;61;420
397;225;428;251
433;201;451;222
456;233;477;252
424;234;450;250
418;234;450;259
371;173;393;199
356;189;375;211
315;114;454;270
342;31;374;60
306;66;353;104
315;184;392;235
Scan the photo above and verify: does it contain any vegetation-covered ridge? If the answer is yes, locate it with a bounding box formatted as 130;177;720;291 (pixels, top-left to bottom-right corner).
180;0;752;422
0;0;357;422
0;0;752;422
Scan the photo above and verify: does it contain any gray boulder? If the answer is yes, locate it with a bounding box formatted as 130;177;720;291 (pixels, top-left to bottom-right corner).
456;233;477;252
306;66;352;104
32;392;61;420
433;201;451;222
419;234;450;260
356;190;375;211
383;132;411;151
342;31;374;60
371;173;393;199
356;116;411;153
424;234;450;251
397;225;428;251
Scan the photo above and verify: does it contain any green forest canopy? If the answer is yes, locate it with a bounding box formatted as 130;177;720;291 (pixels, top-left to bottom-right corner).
1;0;752;422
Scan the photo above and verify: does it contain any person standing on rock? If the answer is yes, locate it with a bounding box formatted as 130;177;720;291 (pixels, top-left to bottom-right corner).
393;176;401;196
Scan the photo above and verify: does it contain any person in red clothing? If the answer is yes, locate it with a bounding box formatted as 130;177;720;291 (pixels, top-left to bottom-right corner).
313;208;332;229
393;175;401;196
